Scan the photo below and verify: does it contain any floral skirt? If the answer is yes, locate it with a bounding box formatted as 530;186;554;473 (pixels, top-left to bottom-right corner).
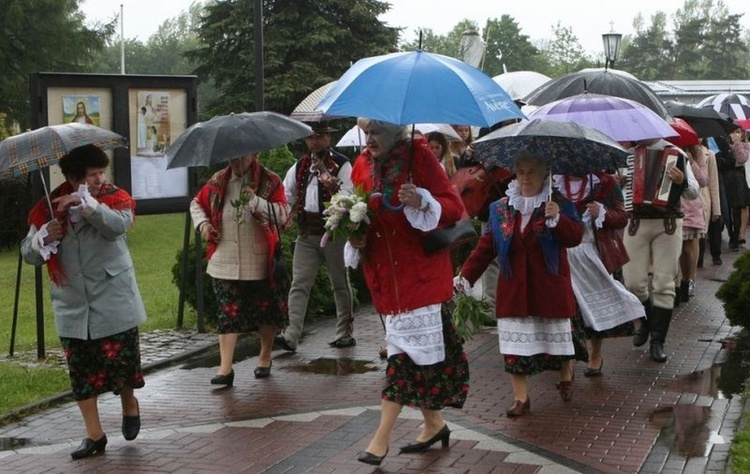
382;305;469;410
61;327;145;401
213;278;289;334
503;317;588;376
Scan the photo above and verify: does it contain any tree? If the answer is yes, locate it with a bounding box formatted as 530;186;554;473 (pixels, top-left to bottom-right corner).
542;22;594;77
0;0;115;128
619;12;672;79
482;16;544;77
188;0;399;117
620;0;750;80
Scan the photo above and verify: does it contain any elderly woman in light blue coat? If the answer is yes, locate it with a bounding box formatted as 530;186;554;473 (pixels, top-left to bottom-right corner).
22;145;146;460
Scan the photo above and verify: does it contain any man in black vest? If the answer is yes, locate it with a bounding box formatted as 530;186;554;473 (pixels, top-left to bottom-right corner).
275;122;355;351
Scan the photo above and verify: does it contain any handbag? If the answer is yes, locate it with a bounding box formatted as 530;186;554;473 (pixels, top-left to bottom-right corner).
422;219;478;255
268;202;289;288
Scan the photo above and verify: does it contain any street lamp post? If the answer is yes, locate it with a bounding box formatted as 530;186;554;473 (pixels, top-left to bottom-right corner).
602;23;623;70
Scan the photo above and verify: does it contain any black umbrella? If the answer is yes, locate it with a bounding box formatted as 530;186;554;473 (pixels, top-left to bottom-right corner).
473;118;629;177
664;101;738;138
524;70;671;119
166;111;313;169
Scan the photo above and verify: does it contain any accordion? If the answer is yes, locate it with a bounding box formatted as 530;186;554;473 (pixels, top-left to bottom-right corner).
625;146;682;209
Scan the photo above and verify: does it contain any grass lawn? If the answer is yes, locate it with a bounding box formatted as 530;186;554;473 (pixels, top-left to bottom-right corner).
0;212;199;416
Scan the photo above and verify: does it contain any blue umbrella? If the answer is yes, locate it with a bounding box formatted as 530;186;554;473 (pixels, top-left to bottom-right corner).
315;51;526;127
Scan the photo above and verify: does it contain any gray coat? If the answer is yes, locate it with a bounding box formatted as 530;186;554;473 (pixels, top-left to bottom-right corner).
22;203;147;340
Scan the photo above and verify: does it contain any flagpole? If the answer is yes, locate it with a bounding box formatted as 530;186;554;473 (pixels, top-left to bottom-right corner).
120;4;125;74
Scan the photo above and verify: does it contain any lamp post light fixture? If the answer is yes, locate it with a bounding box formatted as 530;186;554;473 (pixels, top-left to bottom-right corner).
602;23;623;70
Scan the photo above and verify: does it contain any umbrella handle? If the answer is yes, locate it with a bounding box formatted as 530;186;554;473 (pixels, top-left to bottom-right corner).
37;167;55;216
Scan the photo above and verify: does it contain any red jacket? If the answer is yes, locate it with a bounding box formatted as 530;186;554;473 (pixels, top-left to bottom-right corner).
353;138;465;314
461;196;583;319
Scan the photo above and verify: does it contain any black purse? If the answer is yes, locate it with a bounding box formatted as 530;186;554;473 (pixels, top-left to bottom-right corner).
422;219;478;255
268;202;289;288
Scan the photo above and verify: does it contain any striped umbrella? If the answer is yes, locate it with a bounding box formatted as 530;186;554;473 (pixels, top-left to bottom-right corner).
698;93;750;120
0;123;127;213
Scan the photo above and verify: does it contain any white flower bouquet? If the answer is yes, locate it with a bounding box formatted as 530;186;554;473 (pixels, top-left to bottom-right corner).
320;186;372;247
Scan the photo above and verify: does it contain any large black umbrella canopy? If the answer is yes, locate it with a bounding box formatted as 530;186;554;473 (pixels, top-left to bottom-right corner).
166;111;313;169
473;118;629;177
523;70;671;120
664;101;738;138
698;93;750;120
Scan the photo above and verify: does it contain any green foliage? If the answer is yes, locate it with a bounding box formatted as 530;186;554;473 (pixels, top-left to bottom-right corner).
716;251;750;328
450;293;491;342
0;362;70;415
620;3;750;80
542;22;596;77
482;16;545;77
188;0;400;116
0;0;115;128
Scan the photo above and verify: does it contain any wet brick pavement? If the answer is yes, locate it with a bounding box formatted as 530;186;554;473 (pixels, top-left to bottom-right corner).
0;244;746;473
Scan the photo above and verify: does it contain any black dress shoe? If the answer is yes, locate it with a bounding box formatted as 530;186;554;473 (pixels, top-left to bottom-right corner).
357;448;388;466
70;434;107;459
122;398;140;441
254;362;272;378
211;370;235;386
274;334;296;352
399;424;450;453
583;359;604;377
329;335;356;348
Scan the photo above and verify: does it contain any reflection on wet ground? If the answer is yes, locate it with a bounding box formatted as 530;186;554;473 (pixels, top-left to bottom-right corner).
0;437;32;450
650;334;750;459
284;357;378;375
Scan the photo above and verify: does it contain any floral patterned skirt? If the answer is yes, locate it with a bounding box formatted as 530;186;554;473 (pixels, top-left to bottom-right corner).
503;317;588;376
382;305;469;410
61;327;145;401
212;278;289;334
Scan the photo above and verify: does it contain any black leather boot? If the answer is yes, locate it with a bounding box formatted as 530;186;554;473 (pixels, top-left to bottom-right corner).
632;301;651;347
648;306;673;363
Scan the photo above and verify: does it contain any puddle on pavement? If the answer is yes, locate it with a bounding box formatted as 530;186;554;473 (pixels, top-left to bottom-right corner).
649;334;750;459
0;437;32;451
284;357;378;375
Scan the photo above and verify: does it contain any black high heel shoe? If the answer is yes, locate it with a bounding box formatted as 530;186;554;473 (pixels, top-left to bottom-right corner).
357;447;388;466
399;424;450;453
211;369;235;386
254;362;272;379
70;434;107;459
122;398;141;441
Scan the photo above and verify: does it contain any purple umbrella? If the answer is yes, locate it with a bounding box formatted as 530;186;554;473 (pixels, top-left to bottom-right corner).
528;93;677;142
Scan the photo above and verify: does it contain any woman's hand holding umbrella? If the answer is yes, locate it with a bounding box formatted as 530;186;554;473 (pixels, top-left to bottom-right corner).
544;200;560;219
397;183;423;209
43;219;64;246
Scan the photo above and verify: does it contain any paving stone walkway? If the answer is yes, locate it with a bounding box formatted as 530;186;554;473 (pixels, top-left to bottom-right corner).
0;245;746;473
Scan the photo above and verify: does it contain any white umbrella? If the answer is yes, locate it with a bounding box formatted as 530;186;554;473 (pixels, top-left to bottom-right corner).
578;67;639;81
492;71;551;101
336;123;463;148
336;125;366;148
290;81;338;122
413;123;462;141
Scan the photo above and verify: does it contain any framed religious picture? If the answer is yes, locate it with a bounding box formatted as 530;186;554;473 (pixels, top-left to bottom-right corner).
62;96;101;126
129;89;188;200
30;73;198;214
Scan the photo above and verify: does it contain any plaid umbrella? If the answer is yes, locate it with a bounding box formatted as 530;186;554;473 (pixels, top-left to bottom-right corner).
697;93;750;120
0;123;126;180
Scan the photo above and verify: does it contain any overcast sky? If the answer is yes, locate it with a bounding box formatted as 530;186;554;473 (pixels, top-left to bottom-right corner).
82;0;750;58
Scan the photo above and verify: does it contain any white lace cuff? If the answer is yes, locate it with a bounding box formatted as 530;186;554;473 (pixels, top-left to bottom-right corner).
35;223;59;261
546;214;560;228
582;202;607;228
403;188;442;231
344;242;361;268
